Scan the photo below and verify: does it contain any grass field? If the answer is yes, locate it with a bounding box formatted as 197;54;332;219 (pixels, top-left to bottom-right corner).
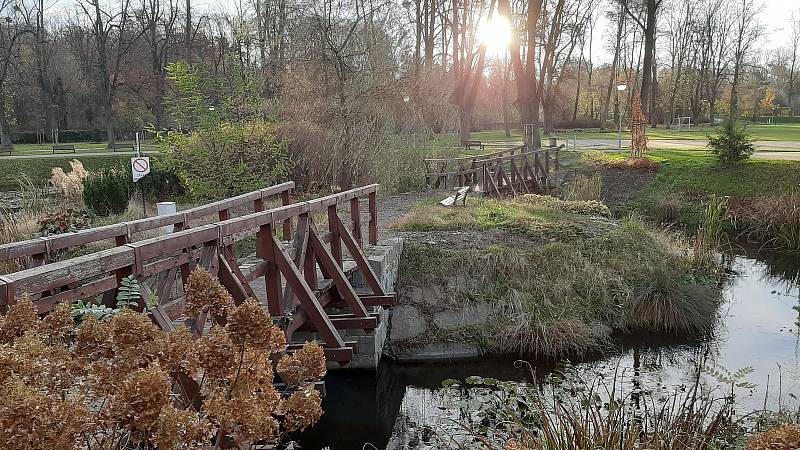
431;123;800;149
599;150;800;226
0;155;133;190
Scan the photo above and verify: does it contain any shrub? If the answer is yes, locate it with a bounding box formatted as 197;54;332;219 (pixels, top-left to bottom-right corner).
37;209;93;236
83;167;132;216
708;122;756;163
0;271;325;448
161;120;289;199
653;192;684;222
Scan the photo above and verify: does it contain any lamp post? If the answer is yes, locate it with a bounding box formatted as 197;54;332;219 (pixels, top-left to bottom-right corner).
616;83;627;153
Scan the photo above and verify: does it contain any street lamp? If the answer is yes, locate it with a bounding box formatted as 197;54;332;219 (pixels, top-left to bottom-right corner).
616;83;627;153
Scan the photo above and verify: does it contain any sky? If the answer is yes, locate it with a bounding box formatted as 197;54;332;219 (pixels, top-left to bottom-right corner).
588;0;799;65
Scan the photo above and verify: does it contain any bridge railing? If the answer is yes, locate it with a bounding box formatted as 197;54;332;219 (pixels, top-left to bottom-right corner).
0;181;296;271
0;183;387;363
425;145;562;194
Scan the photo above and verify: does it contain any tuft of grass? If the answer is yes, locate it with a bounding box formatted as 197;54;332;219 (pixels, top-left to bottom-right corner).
397;220;721;358
562;173;603;201
652;191;684;222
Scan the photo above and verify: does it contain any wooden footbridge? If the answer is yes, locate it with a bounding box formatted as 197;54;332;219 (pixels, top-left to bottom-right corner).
0;182;393;364
424;143;563;196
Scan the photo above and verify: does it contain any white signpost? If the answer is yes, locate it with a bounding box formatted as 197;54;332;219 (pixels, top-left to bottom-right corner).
131;156;151;182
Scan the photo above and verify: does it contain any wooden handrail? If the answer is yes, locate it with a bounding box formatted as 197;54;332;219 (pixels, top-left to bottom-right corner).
0;183;380;309
423;145;526;164
0;181;295;267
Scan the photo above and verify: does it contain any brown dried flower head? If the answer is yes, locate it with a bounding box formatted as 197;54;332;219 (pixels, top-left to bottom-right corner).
276;341;326;386
227;298;285;352
155;405;206;449
113;364;171;432
0;294;38;343
183;267;234;318
195;327;237;379
282;388;323;434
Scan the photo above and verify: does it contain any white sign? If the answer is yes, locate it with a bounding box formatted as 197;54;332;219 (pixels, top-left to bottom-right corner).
131;156;151;182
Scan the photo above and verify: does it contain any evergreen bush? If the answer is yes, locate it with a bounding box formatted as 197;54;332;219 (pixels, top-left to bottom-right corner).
708;122;756;163
83;167;132;216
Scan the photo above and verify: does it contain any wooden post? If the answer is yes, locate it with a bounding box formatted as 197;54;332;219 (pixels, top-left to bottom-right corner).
257;222;283;316
281;189;292;241
350;197;362;246
368;192;377;245
327;205;342;266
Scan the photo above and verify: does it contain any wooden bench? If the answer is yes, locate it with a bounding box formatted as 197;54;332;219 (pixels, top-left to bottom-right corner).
111;143;135;152
440;186;471;207
52;144;76;154
464;140;484;151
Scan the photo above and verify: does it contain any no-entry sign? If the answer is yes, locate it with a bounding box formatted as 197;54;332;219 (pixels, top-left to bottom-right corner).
131;156;151;182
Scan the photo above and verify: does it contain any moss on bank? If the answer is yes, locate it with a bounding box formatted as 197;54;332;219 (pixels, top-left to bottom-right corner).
394;215;721;359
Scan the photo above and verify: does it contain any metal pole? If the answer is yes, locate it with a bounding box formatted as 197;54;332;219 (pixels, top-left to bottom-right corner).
136;132;145;216
618;109;622;153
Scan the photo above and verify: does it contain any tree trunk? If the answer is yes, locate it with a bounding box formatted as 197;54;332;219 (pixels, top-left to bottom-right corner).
502;62;511;137
639;0;658;116
0;89;13;149
458;108;471;144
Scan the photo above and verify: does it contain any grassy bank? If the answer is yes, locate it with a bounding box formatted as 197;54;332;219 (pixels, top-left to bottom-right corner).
584;150;800;251
0;155;131;191
393;197;721;358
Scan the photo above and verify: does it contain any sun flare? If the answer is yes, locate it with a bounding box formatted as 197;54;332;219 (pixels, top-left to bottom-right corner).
476;15;512;57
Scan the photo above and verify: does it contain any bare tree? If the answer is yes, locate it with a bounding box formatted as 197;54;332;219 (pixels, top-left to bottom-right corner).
787;10;799;115
0;0;33;149
75;0;143;146
619;0;663;118
663;0;694;128
729;0;763;120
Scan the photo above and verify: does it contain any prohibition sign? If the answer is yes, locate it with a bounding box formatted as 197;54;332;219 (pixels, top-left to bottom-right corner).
131;156;151;182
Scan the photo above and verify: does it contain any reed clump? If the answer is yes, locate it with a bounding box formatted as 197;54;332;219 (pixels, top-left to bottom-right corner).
729;193;800;253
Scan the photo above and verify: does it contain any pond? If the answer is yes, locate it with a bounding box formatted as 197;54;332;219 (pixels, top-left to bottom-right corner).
300;246;800;449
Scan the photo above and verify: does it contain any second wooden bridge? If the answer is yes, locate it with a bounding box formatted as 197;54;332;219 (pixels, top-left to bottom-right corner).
424;144;563;196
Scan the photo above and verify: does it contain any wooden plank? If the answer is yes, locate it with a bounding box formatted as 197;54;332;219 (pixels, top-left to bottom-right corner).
2;246;134;301
271;234;346;350
350;197;362;246
327;205;342;266
337;215;386;296
281;189;293;240
257;223;284;316
0;239;46;263
33;275;119;313
295;314;378;332
361;294;396;307
283;215;309;311
368;191;378;245
218;253;249;305
308;227;369;318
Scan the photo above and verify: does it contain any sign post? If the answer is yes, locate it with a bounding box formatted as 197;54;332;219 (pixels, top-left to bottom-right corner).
131;133;150;215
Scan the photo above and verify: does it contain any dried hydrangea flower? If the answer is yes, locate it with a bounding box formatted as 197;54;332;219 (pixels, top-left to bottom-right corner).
0;294;38;343
113;364;171;432
276;342;326;386
155;405;206;449
282;388;322;433
0;377;90;449
227;298;286;352
40;301;75;343
183;267;234;319
195;327;236;379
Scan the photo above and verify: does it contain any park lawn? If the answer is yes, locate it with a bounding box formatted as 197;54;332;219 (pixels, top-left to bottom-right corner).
0;155;132;191
571;123;800;142
625;149;800;225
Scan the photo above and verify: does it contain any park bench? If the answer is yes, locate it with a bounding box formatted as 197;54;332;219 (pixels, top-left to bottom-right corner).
464;140;484;151
52;144;76;154
111;143;135;152
440;186;471;207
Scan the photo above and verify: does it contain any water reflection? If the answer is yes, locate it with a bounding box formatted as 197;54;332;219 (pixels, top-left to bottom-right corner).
301;249;800;449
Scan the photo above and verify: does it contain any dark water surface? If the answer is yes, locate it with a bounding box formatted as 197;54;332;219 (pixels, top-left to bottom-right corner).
300;248;800;449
